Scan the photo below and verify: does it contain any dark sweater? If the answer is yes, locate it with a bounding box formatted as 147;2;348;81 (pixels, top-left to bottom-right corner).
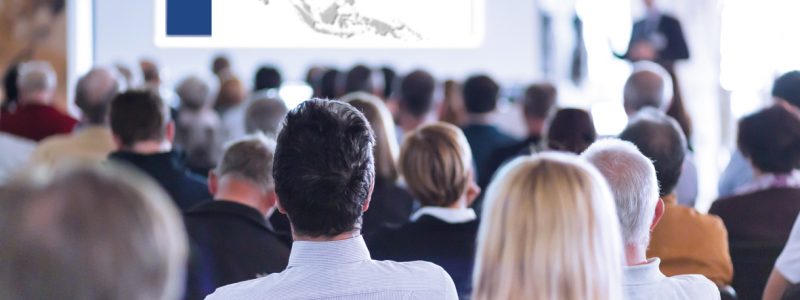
367;215;479;299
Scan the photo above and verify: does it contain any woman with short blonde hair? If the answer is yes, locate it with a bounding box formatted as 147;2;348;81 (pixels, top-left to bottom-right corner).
473;152;624;300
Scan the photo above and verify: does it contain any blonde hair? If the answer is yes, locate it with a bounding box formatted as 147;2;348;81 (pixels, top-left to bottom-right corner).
399;122;473;207
472;152;624;300
344;92;400;182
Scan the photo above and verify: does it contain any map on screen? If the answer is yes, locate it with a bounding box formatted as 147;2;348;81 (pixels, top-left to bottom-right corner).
156;0;484;48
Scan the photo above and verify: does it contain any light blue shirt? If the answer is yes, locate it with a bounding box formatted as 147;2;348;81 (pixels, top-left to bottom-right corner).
206;236;458;299
717;150;755;198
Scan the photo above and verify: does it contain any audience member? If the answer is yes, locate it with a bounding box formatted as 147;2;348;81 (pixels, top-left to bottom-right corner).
546;108;596;154
114;63;136;89
583;139;719;299
140;59;161;88
211;55;232;80
709;105;800;300
620;109;733;286
764;212;800;300
0;61;77;141
305;65;324;95
0;109;35;184
343;64;374;96
253;66;282;92
30;67;120;167
395;70;436;138
379;66;397;99
109;90;212;210
214;76;246;114
483;83;556;188
206;99;458;299
439;79;467;127
369;122;480;298
0;164;187;300
461;74;517;188
319;68;340;99
244;95;288;138
2;64;19;110
343;92;414;237
472;153;623;300
624;61;698;207
174;76;224;175
718;70;800;198
184;134;290;300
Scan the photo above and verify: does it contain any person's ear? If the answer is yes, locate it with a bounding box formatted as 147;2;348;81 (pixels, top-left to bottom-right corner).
650;198;666;231
265;190;278;210
112;135;124;150
165;121;175;143
465;181;481;207
362;177;375;212
275;196;287;214
207;171;218;195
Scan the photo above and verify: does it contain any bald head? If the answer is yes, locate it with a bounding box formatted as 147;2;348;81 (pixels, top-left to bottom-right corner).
582;139;659;247
76;68;121;125
623;62;673;116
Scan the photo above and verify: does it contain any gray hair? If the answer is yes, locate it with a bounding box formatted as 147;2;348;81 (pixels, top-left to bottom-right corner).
17;61;57;95
581;138;659;247
0;164;187;300
176;76;211;111
623;61;673;115
216;133;278;191
244;94;288;137
75;67;122;125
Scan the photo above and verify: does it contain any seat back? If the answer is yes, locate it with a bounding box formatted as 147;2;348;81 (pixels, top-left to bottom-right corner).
729;241;785;300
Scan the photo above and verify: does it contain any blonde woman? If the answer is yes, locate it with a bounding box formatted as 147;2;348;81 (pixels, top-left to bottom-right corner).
343;92;414;236
473;152;624;300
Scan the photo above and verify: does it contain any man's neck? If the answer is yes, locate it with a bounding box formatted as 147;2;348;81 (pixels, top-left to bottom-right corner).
292;229;361;242
467;113;493;125
125;140;172;155
400;114;425;133
625;243;649;266
214;178;269;215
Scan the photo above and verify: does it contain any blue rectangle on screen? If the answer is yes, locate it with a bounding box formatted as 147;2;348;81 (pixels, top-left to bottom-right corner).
166;0;212;36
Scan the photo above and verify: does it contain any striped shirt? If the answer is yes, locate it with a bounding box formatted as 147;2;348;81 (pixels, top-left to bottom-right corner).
205;236;458;299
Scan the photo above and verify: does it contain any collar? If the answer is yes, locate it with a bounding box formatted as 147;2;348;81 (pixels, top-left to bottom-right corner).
187;200;268;229
410;206;477;224
624;258;667;285
736;170;800;195
288;236;371;268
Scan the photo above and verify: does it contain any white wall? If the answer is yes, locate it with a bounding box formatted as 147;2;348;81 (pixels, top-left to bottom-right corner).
94;0;541;88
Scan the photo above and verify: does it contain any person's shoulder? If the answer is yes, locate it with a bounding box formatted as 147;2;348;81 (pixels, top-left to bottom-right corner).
205;273;285;300
665;274;720;298
372;259;450;279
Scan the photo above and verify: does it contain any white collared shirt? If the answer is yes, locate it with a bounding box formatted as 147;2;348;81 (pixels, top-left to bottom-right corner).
410;206;477;224
624;258;720;300
206;236;458;299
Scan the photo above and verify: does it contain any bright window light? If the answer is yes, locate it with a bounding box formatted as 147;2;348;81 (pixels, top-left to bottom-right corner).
279;81;314;110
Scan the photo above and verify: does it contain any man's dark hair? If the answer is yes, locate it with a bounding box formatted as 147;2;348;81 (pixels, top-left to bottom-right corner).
524;83;557;119
254;66;282;92
773;71;800;108
620;109;686;197
2;64;19;109
399;70;435;118
738;105;800;174
211;55;231;76
463;74;500;114
320;69;340;100
547;108;596;154
110;91;168;147
344;65;373;95
379;67;396;99
75;69;119;125
273;99;375;237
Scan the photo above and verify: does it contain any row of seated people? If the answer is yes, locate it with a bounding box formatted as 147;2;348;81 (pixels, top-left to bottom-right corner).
0;57;800;299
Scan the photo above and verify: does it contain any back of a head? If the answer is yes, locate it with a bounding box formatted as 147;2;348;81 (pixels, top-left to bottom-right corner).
738;105;800;174
0;164;187;300
244;95;288;137
623;62;673;115
620;108;686;197
254;66;282;92
211;55;231;76
581;139;659;247
523;83;557;119
462;74;499;114
17;61;57;99
176;76;210;111
217;134;278;191
473;153;623;300
139;59;160;84
400;122;472;207
399;70;436;118
75;68;121;125
2;64;19;106
214;77;245;111
343;92;400;182
379;67;396;99
546;108;597;154
110;90;169;148
344;65;373;95
773;71;800;108
319;69;341;100
273;99;375;237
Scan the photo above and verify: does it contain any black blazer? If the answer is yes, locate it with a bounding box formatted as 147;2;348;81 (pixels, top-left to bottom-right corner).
183;201;290;300
367;215;479;299
623;14;690;63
